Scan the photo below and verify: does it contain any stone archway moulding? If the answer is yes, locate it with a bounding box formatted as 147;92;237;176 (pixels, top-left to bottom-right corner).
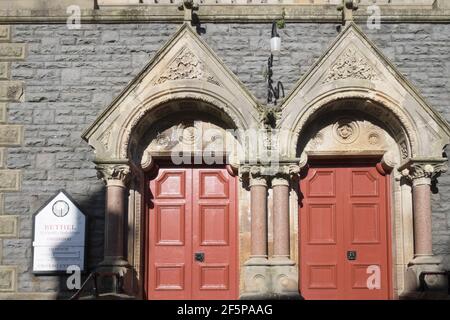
82;23;262;162
278;22;450;160
81;21;450;299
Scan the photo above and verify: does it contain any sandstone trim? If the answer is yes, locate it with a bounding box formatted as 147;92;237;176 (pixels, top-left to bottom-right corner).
2;5;450;23
0;24;25;297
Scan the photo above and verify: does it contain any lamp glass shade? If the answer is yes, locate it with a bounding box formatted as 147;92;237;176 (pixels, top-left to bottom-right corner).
270;36;281;55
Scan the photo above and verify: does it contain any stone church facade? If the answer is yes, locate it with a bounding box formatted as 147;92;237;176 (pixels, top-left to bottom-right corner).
1;0;450;299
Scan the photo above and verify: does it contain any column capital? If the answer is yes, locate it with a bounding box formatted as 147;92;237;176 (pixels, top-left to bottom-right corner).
95;160;131;187
399;158;448;185
239;165;268;186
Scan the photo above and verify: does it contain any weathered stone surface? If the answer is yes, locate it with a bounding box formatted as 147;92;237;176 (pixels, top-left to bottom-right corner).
0;170;20;191
0;63;9;80
3;22;450;298
0;43;26;61
0;81;23;101
0;266;16;292
0;26;10;43
0;125;22;146
0;216;18;237
0;103;5;123
0;148;4;167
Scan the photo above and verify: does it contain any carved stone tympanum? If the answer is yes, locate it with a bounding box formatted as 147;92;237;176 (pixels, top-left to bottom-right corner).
153;47;220;86
323;46;379;83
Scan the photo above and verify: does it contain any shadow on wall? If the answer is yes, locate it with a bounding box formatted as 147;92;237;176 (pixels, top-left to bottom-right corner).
31;188;106;300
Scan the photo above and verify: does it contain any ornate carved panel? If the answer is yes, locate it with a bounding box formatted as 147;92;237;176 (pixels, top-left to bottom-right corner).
323;46;379;83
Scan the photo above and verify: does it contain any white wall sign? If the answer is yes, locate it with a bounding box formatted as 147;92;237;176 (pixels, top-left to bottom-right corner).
32;190;87;274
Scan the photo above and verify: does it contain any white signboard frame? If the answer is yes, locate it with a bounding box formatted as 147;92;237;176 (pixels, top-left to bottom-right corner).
32;189;87;275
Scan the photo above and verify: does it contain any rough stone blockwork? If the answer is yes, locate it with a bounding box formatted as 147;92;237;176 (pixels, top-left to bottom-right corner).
4;22;450;295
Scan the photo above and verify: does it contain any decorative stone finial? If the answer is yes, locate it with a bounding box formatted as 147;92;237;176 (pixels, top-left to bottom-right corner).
337;0;358;26
178;0;199;23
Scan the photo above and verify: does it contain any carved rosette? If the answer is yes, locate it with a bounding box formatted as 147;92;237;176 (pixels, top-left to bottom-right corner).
399;158;448;186
96;162;131;187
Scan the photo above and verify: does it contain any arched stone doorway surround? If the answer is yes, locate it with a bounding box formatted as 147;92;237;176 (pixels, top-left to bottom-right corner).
81;21;450;299
81;24;263;298
277;23;450;298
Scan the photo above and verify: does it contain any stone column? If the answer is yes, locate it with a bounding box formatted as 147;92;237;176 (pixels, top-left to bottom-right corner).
248;167;269;264
272;174;290;262
412;177;433;258
240;165;271;298
400;158;448;292
96;162;131;272
270;164;301;299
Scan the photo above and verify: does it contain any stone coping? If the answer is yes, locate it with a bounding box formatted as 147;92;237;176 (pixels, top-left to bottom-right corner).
1;5;450;23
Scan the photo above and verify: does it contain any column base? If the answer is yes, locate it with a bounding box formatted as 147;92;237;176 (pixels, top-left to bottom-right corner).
270;264;301;299
404;255;447;293
240;258;302;300
96;256;132;295
241;263;272;299
97;256;131;272
244;256;270;266
269;256;295;266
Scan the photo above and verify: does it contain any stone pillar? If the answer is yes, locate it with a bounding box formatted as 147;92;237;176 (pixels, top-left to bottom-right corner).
270;164;300;299
272;175;290;262
249;173;269;263
412;177;433;258
96;162;131;272
240;165;271;298
400;158;448;292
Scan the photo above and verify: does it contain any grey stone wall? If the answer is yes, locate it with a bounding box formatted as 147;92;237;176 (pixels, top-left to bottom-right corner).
3;22;450;295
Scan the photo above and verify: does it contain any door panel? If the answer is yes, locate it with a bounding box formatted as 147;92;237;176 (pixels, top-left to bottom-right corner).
300;163;390;300
192;168;237;299
147;166;237;300
149;169;192;300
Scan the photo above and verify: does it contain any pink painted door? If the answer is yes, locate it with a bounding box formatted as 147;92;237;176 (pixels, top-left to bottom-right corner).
299;162;391;300
147;166;238;300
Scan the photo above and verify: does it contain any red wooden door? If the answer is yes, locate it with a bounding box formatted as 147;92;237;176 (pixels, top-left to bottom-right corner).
147;166;238;300
299;162;390;300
